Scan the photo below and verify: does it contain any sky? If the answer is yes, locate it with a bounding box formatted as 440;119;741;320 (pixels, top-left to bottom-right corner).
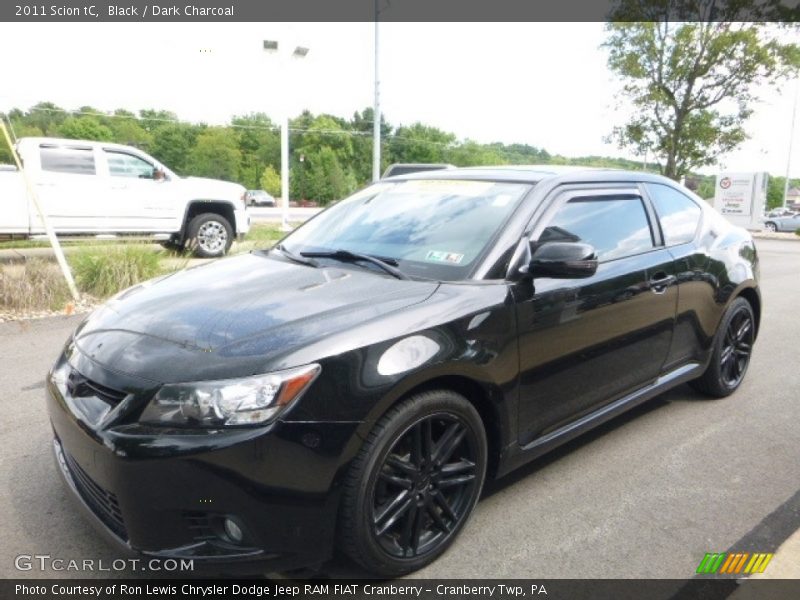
0;22;797;176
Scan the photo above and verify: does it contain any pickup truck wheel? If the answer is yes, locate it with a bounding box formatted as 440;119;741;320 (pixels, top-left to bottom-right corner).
186;213;233;258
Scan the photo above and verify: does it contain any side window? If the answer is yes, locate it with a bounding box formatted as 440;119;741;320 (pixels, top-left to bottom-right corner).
40;146;96;175
540;195;654;261
646;183;702;245
105;151;155;179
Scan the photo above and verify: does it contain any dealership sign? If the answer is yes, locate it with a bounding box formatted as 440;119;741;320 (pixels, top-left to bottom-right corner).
713;172;768;229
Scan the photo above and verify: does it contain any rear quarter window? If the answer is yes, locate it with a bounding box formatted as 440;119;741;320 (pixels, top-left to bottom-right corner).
646;183;702;246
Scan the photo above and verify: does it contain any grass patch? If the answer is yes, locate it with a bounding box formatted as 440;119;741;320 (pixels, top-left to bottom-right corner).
245;223;287;244
0;259;71;311
0;238;124;250
69;245;164;298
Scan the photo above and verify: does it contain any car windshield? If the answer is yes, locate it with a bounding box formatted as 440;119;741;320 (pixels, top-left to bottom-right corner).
279;179;531;280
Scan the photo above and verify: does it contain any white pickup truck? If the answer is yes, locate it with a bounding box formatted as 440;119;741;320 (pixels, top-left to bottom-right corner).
1;137;250;257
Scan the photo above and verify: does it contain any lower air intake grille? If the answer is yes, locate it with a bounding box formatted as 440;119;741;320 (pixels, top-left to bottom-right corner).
63;450;128;540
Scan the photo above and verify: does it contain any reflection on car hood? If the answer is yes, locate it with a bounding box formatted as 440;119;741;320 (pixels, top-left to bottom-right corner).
73;253;439;380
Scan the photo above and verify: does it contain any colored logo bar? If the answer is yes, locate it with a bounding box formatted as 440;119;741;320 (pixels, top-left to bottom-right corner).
696;552;773;574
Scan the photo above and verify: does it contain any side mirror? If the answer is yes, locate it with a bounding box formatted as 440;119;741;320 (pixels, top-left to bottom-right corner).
526;241;598;279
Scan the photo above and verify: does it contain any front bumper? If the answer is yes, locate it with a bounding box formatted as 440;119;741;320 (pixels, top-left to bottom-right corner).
234;208;250;239
46;354;360;573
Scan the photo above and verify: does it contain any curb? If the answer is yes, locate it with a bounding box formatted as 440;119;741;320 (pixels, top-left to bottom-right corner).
752;232;800;242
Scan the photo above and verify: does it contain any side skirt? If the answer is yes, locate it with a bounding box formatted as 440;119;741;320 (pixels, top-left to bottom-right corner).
499;362;704;476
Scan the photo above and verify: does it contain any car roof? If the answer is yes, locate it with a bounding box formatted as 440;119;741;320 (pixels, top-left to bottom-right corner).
20;137;147;153
386;164;675;186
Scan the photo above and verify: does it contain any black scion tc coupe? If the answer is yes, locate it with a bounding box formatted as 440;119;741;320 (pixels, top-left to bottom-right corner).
47;166;760;576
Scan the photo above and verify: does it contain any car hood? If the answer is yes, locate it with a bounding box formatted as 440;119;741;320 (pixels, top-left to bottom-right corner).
72;253;439;382
180;176;245;201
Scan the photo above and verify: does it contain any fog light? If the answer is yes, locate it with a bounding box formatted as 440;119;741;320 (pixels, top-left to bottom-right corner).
223;518;243;543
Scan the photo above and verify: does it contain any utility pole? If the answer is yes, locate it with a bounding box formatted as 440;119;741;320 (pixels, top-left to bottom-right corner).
372;0;381;182
783;78;799;208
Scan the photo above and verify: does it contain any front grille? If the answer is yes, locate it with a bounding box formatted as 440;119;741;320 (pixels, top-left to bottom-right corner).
67;369;127;406
63;450;128;540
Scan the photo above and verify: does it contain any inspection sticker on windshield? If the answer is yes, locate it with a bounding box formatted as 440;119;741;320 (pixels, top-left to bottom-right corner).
425;250;464;264
401;180;494;196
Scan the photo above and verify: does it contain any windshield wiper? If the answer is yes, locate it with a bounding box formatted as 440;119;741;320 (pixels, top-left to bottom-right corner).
274;244;319;268
300;249;409;280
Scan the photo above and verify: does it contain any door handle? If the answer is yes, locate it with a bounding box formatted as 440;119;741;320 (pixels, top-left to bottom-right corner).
649;272;676;294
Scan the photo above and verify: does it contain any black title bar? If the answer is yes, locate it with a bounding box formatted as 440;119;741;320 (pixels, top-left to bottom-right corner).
2;0;799;22
5;579;800;600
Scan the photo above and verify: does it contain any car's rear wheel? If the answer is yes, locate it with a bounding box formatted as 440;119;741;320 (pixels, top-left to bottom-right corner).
339;390;487;576
764;222;778;232
690;297;755;398
185;213;233;258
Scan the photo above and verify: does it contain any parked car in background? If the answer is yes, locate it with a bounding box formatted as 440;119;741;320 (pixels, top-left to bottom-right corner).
764;207;796;219
0;137;250;257
763;212;800;232
48;166;760;577
245;189;276;207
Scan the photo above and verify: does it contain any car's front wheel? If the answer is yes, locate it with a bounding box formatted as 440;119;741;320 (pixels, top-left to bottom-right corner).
690;297;755;397
764;221;778;232
339;390;487;576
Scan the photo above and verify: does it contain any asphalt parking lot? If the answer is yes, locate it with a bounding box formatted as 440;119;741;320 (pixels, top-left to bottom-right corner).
0;238;798;580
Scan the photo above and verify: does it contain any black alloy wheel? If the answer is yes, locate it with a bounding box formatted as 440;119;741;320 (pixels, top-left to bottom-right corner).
719;305;754;388
340;390;487;576
691;297;755;397
371;413;479;558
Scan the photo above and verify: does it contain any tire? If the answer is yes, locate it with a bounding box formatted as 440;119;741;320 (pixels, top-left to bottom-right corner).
339;390;487;577
690;297;755;398
185;213;233;258
764;222;778;232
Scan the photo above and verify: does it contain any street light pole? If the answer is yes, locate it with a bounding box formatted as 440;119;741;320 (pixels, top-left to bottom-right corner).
264;40;309;231
372;0;381;182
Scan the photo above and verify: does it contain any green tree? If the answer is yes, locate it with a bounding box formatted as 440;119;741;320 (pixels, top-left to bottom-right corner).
58;116;114;141
185;127;241;181
233;113;280;189
138;108;179;132
108;110;152;150
767;176;800;208
446;140;507;166
24;101;68;135
304;147;357;204
150;123;199;174
260;165;281;196
388;123;456;164
350;107;392;181
605;5;799;180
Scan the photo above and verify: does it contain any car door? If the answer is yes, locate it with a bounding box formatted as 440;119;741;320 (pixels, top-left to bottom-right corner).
32;143;106;232
515;186;678;444
100;148;177;232
784;213;800;232
642;183;710;370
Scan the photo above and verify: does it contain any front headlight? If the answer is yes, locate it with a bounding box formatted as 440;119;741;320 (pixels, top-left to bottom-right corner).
139;364;320;427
